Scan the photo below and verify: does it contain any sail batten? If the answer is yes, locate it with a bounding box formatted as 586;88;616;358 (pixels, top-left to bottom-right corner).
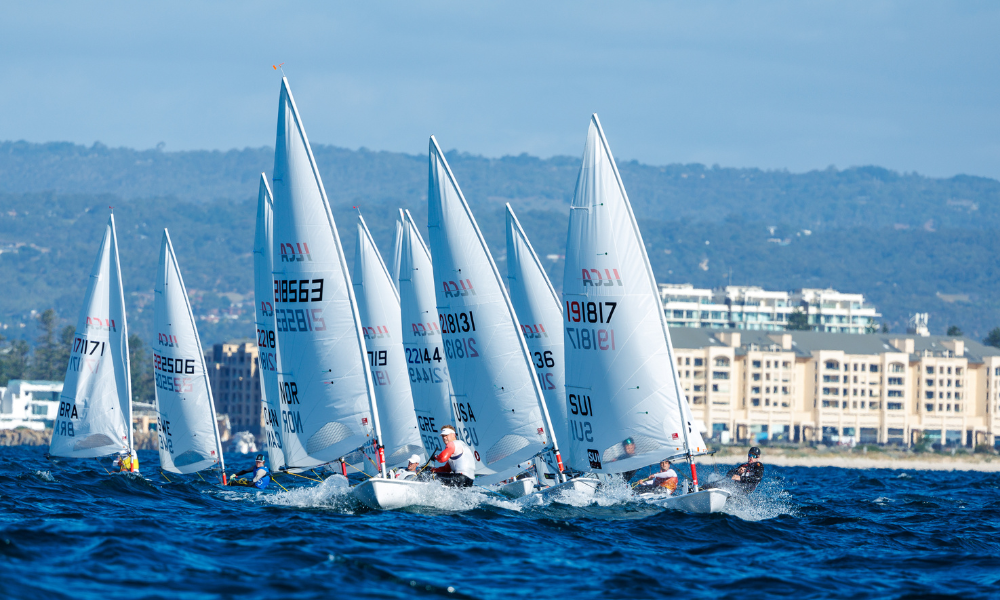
153;230;226;476
270;77;376;468
49;215;132;459
426;136;555;485
562;115;707;475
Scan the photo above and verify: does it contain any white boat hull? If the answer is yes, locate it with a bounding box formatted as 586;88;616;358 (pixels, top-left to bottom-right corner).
496;477;537;499
641;488;730;513
537;476;600;500
351;478;433;510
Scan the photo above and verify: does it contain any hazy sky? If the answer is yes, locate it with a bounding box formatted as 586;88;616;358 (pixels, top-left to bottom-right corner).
2;2;998;178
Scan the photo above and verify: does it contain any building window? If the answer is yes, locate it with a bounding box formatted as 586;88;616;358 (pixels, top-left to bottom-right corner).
926;403;934;412
752;360;761;368
926;366;934;374
822;400;839;408
888;377;903;386
712;371;729;380
715;357;730;367
782;361;791;369
752;386;761;394
751;398;760;406
694;358;703;366
870;364;879;373
888;390;903;397
822;387;839;396
825;361;839;370
823;375;840;383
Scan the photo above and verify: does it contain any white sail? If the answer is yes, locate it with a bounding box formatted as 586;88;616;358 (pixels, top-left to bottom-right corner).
353;215;424;469
270;77;377;469
253;174;285;471
153;230;226;475
427;136;556;485
50;215;133;458
389;210;404;291
398;209;454;456
505;204;568;448
562;115;708;475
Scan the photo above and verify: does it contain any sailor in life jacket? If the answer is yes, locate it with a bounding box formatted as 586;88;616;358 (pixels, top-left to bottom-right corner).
230;454;271;489
430;425;475;487
636;459;679;494
117;449;139;473
391;454;424;480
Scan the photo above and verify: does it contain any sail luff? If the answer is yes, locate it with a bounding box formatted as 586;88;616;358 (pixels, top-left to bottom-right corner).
390;209;404;292
107;214;134;451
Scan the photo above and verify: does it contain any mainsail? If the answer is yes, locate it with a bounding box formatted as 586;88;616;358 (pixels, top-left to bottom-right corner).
253;174;285;471
562;115;707;475
353;214;424;469
270;77;377;469
50;215;133;458
153;230;226;475
505;204;569;448
398;209;454;456
426;136;559;485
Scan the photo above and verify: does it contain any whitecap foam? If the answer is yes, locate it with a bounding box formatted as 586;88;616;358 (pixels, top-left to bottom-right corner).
265;474;354;510
34;470;55;482
873;496;893;505
719;478;797;521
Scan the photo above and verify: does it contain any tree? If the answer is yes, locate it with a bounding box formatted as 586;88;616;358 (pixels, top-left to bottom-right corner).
29;309;67;380
129;334;155;404
984;327;1000;349
0;335;31;386
787;309;811;331
947;325;963;337
881;323;890;333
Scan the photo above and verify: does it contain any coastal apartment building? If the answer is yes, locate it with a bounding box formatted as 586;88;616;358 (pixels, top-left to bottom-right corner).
669;328;1000;449
204;340;265;436
661;284;881;334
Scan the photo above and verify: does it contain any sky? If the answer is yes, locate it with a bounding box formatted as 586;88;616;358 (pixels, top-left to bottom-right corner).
2;1;998;178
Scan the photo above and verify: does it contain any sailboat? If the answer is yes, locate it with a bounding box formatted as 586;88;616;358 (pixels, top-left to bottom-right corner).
426;136;564;487
503;204;577;497
152;230;227;481
350;214;424;470
269;76;380;475
563;115;727;513
252;174;285;471
50;214;134;463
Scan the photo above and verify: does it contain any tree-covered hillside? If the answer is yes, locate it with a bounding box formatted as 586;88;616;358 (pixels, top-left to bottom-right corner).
0;140;997;346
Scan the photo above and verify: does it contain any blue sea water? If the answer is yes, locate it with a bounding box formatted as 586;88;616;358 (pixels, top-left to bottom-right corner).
1;446;997;600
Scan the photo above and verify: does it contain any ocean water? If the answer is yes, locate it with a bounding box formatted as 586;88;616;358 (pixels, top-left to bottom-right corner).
1;446;997;600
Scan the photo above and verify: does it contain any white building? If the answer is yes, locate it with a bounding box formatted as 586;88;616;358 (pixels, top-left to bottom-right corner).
0;380;63;430
660;285;881;334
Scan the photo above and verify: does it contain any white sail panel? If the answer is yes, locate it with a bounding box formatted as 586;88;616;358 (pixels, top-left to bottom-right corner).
426;137;551;484
50;215;132;458
398;209;454;456
271;77;375;468
153;231;226;475
389;210;404;292
353;215;424;469
562;115;707;475
505;204;569;449
253;174;285;471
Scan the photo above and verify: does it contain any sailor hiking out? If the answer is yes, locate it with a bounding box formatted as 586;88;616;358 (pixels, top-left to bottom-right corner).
727;447;764;494
229;454;271;489
635;459;680;495
430;425;475;487
117;450;139;473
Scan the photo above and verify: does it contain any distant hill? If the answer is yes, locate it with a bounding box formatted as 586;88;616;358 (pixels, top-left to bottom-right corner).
0;140;997;344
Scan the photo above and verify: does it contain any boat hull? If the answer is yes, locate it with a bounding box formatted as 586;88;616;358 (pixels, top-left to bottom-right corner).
496;477;537;499
537;476;600;500
351;478;433;510
641;488;730;513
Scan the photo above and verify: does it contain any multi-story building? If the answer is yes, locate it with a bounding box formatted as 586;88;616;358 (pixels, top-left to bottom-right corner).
0;380;62;430
670;328;1000;449
661;285;881;334
204;340;264;437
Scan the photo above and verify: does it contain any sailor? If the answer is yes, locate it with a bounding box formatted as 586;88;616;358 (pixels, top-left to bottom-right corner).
636;459;680;494
117;449;139;473
430;425;475;487
727;446;764;494
230;454;271;489
393;454;423;480
620;437;639;483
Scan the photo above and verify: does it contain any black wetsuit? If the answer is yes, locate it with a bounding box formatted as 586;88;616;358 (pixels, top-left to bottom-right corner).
726;461;764;494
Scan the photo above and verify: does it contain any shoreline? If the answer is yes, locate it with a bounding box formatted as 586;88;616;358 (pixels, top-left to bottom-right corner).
697;447;1000;472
